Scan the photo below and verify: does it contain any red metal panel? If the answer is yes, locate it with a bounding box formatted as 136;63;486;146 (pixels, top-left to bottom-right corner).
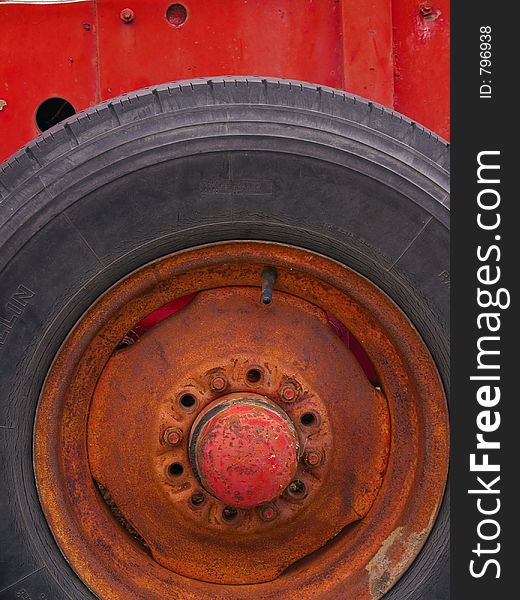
340;0;394;107
95;0;343;100
392;0;450;140
0;0;450;163
0;1;98;160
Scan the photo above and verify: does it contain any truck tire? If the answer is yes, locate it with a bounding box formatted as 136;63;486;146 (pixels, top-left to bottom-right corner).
0;77;449;600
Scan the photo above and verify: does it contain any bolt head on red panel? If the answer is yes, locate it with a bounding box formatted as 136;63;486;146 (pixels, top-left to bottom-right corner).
120;8;135;23
190;394;299;509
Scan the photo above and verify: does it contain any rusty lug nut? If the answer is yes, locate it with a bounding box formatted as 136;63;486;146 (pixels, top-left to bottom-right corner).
191;492;205;506
304;450;322;468
120;8;135;23
280;383;299;403
259;504;278;521
286;479;306;498
210;375;227;392
222;506;238;521
163;427;182;446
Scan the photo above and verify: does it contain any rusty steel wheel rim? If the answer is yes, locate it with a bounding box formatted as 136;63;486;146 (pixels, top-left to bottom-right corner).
34;241;448;600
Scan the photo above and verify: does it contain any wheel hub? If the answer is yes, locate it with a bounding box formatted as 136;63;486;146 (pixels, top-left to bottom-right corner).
189;395;299;508
85;284;388;583
34;241;449;597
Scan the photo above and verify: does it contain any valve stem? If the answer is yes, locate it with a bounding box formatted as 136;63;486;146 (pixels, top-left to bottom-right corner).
261;267;278;304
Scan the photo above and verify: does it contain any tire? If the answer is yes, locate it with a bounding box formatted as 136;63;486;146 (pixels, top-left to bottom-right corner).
0;77;449;599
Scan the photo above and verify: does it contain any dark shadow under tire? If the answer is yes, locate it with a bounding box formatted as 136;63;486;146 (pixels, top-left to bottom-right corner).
0;77;449;600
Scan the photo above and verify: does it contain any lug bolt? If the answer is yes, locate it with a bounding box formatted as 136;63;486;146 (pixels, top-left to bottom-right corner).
120;8;135;23
280;383;298;403
210;375;227;392
259;504;277;521
191;492;205;506
222;506;238;521
286;480;306;498
163;427;182;446
304;450;322;468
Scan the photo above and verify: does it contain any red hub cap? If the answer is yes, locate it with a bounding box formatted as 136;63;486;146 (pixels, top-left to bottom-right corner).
189;394;299;508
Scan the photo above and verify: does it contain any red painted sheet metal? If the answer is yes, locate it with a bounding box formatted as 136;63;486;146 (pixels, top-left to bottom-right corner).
96;0;343;99
392;0;450;139
0;0;449;164
0;1;98;160
340;0;394;108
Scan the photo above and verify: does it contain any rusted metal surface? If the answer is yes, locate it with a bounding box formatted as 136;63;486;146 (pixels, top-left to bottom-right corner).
86;285;388;584
34;241;448;599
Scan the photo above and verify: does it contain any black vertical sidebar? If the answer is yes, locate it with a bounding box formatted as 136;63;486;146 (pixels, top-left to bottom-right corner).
451;1;518;598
